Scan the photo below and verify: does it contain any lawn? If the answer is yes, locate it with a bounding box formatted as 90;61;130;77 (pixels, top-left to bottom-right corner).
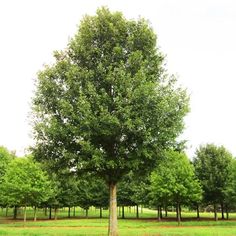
1;207;236;235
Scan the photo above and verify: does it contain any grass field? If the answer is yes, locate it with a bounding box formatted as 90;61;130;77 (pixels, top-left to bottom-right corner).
1;207;236;235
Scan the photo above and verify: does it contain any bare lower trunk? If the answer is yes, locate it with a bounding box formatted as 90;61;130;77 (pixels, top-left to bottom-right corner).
54;207;58;220
176;203;181;225
24;206;27;223
226;205;229;220
108;182;118;236
157;206;161;222
221;203;224;219
122;206;125;219
5;207;8;217
197;204;200;220
136;205;139;219
85;208;88;218
49;207;52;219
68;207;71;218
165;206;168;217
73;206;76;217
34;206;37;221
214;204;218;221
100;207;102;218
13;206;17;220
44;207;47;216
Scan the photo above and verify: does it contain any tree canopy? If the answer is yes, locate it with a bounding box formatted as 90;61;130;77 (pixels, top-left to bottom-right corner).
150;151;202;223
32;7;189;235
0;157;53;221
193;144;233;220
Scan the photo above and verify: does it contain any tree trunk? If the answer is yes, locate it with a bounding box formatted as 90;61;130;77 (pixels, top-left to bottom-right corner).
34;206;37;221
54;207;58;220
73;206;76;217
214;204;218;221
196;204;200;220
160;206;163;219
100;207;102;218
24;205;27;223
68;207;71;218
226;205;229;220
44;207;47;216
165;206;168;217
136;205;139;219
157;206;161;222
176;203;181;225
49;207;52;219
13;206;17;220
85;208;88;218
221;203;224;219
5;207;8;217
122;206;125;219
108;182;118;236
179;205;182;220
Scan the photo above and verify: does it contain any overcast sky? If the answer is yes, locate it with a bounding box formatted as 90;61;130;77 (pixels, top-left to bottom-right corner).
0;0;236;157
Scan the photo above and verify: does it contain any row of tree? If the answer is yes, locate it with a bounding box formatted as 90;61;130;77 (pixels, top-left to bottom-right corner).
1;144;236;223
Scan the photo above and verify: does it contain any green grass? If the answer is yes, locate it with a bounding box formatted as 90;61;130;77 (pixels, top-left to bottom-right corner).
1;207;236;235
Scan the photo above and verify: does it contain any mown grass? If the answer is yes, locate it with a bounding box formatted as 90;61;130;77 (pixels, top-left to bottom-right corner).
1;207;236;235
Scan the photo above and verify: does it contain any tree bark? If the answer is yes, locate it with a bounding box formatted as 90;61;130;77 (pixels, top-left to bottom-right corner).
214;204;218;221
5;207;8;217
226;204;229;220
176;203;181;225
196;204;200;220
157;206;161;222
13;206;17;220
165;206;168;217
100;207;102;218
73;206;76;217
108;182;118;236
49;207;52;219
44;207;47;216
23;205;27;223
136;205;139;219
68;207;71;218
85;208;88;218
122;206;125;219
54;207;58;220
221;203;224;219
34;206;37;221
160;206;163;219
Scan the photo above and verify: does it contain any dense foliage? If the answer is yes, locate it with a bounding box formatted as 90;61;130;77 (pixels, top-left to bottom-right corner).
31;7;189;235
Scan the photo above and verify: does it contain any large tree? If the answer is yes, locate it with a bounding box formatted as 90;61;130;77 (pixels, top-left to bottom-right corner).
32;8;189;235
193;144;233;220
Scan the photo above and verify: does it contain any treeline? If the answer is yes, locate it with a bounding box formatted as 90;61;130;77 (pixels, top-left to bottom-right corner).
0;144;236;223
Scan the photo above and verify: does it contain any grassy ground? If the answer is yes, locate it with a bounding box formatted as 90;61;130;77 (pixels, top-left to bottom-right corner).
1;207;236;235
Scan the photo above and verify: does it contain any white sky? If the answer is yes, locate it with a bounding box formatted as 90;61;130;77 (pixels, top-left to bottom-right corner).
0;0;236;157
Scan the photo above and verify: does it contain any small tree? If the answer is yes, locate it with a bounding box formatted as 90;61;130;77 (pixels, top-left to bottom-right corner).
0;146;15;208
193;144;233;220
32;8;189;235
150;151;202;224
0;157;54;222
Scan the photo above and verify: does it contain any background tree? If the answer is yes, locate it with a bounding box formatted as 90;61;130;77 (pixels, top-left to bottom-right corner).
224;158;236;219
150;151;202;224
32;7;189;235
0;146;15;208
193;144;233;220
0;157;54;222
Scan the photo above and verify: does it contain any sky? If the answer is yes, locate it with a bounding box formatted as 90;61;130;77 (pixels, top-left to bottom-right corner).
0;0;236;157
